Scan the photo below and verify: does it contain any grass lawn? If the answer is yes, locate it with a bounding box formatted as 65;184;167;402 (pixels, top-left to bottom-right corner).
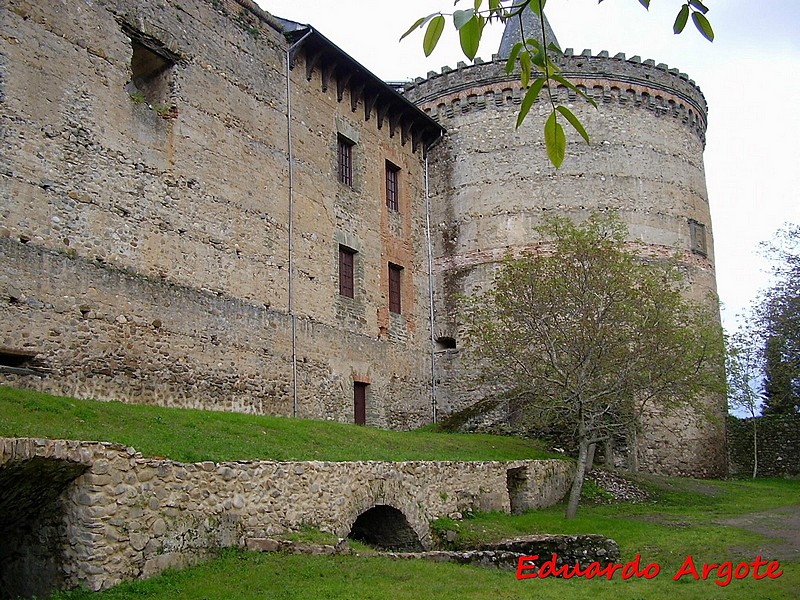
0;385;557;462
2;385;797;598
50;478;799;599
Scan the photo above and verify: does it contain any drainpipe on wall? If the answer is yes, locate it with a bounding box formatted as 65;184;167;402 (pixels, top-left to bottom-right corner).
423;140;441;424
286;28;313;418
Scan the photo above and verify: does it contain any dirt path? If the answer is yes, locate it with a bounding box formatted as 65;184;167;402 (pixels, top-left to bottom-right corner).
718;505;800;562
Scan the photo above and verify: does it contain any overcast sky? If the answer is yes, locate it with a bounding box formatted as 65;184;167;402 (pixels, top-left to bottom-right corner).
258;0;800;334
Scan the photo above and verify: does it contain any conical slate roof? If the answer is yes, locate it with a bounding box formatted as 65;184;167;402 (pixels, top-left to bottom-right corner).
498;1;559;57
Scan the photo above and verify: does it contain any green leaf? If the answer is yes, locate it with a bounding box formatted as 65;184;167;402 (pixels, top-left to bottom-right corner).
688;0;708;14
530;0;546;16
525;37;542;52
453;9;474;30
692;11;714;42
474;0;483;11
423;15;446;57
545;111;566;168
638;0;650;8
516;78;546;129
673;5;689;35
519;50;532;88
505;42;523;74
459;16;482;60
550;74;598;108
556;105;590;144
400;15;433;42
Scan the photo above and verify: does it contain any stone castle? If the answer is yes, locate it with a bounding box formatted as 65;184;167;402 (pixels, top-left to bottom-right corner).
0;0;725;475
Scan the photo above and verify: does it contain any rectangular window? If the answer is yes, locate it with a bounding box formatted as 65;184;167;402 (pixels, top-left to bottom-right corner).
689;220;707;256
354;382;367;425
388;263;403;314
337;135;353;186
339;246;355;298
385;161;399;211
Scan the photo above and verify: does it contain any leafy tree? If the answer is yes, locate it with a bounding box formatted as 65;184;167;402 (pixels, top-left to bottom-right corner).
461;213;724;518
402;0;714;168
759;224;800;414
726;325;764;478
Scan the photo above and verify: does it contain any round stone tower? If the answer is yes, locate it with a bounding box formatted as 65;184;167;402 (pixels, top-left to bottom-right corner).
404;11;726;477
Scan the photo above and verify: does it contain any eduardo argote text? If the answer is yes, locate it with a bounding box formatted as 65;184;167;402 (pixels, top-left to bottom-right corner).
516;553;783;587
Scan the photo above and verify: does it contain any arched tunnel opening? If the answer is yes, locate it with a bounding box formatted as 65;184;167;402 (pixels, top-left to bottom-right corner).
347;505;424;552
0;457;87;600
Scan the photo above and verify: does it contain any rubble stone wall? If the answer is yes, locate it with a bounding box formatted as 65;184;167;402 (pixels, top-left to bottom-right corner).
0;438;573;594
404;55;725;477
1;0;434;426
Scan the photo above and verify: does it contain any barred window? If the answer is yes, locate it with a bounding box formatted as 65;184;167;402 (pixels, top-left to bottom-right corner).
337;135;353;186
385;161;399;211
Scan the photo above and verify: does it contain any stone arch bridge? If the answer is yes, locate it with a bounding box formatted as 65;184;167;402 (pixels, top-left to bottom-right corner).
0;438;572;598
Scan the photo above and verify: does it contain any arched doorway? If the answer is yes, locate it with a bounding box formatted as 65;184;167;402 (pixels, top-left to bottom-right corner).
0;457;86;599
347;505;424;552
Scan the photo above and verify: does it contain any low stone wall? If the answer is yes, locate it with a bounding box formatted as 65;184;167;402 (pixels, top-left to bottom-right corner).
390;534;620;571
728;414;800;477
0;438;573;596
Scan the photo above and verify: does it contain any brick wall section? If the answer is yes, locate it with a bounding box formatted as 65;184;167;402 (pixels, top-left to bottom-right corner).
0;438;573;593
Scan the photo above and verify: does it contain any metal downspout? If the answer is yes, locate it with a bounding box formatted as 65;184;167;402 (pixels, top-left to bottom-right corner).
424;150;437;424
286;29;312;418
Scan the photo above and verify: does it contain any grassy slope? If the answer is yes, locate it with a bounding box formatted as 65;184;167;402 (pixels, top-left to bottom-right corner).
4;386;797;599
0;385;558;462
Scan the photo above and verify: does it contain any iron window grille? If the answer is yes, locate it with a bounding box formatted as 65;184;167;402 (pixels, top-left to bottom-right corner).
338;135;354;186
386;161;399;211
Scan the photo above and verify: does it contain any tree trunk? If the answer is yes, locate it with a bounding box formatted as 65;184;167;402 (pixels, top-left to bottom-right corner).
628;425;639;474
586;442;596;473
752;419;758;479
566;438;591;520
604;439;614;469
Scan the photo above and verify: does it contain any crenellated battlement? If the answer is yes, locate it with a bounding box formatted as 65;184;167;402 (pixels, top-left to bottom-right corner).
402;50;707;141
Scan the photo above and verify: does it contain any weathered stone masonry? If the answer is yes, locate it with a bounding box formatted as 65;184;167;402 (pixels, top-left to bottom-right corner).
0;0;442;428
403;44;726;477
1;0;725;477
0;438;573;596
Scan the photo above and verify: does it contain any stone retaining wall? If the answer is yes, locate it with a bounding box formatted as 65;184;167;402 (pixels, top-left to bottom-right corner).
728;414;800;477
0;438;573;596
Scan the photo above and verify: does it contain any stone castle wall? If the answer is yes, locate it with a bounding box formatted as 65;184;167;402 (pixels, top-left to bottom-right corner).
403;54;725;476
1;0;437;427
0;438;573;595
728;414;800;477
1;0;727;475
0;239;434;426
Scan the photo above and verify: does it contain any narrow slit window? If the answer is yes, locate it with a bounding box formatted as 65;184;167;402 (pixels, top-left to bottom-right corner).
385;161;399;211
338;135;354;186
339;245;355;298
388;263;403;314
